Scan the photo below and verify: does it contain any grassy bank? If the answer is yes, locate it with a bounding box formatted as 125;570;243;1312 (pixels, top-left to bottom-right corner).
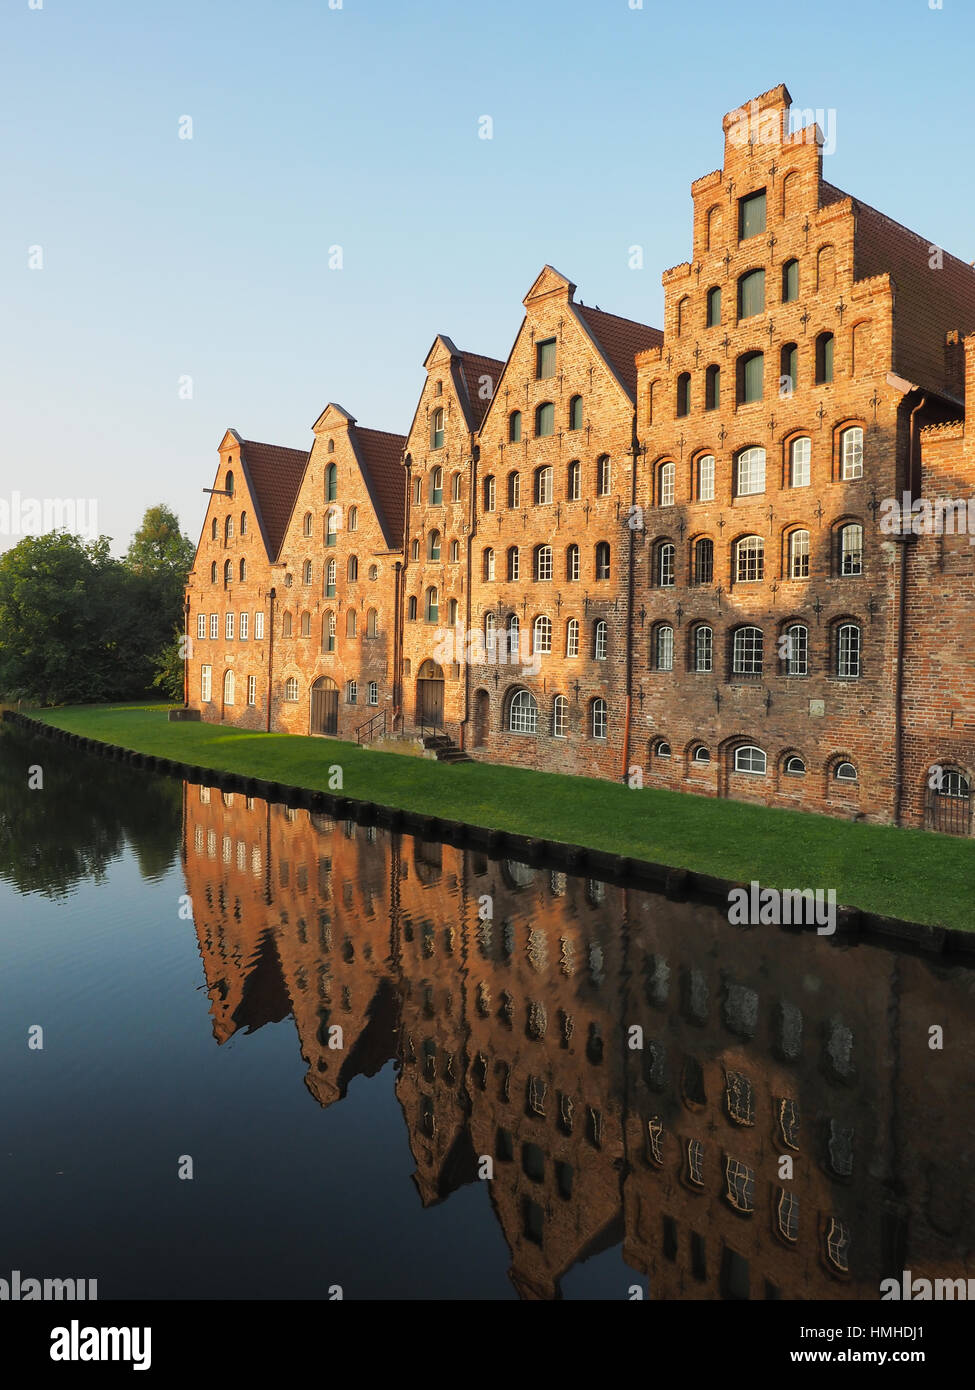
21;701;975;931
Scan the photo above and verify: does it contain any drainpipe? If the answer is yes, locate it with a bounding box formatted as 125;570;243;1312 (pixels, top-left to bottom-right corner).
460;439;479;752
183;596;191;707
893;395;926;825
265;586;275;732
392;559;402;727
621;413;639;781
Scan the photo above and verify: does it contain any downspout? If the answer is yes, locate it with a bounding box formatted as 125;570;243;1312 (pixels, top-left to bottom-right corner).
460;438;479;752
265;586;275;732
621;412;639;781
395;455;410;730
183;595;191;707
893;394;926;825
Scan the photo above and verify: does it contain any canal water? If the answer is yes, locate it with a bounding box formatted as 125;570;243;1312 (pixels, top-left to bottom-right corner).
1;725;973;1301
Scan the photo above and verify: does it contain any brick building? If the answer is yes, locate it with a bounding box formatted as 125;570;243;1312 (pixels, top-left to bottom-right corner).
184;82;975;832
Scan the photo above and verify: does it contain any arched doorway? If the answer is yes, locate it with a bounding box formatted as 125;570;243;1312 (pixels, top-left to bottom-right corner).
310;676;338;735
925;767;972;835
416;660;444;728
473;689;490;747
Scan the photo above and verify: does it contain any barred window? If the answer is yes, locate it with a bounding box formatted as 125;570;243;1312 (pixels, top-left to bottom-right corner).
693;537;713;584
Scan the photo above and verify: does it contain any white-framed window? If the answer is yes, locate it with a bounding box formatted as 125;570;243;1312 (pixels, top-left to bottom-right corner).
552;694;567;738
692;745;711;766
347;680;358;704
655;625;674;671
694;625;713;673
532;615;552;654
840;523;863;576
483;475;496;511
783;623;808;676
209;613;219;639
566;544;580;581
568;460;581;501
201;665;212;702
483;547;495;581
659;460;675;506
657;542;675;587
841;427;863;480
239;612;249;640
591;698;608;739
734;745;767;775
223;670;235;705
594;620;608;660
835;761;858;782
255;611;265;640
507;546;520;581
509;689;538;734
226;612;235;639
597;456;611;496
535;467;553;505
247;675;256;706
303;559;313;584
697;455;715;502
736;446;766;496
837;623;861;678
736;534;765;582
535;545;553;581
285;677;299;702
484;611;497;655
197;614;206;639
368;681;378;706
566;618;579;657
790;436;811;487
784;754;806;776
788;529;810;579
733;626;764;675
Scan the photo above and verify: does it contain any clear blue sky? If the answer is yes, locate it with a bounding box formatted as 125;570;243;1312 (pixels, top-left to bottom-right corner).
3;0;972;553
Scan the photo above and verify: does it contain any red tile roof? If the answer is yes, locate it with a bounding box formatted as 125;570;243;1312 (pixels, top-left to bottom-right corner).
456;351;506;430
351;426;407;548
575;305;664;401
239;439;310;561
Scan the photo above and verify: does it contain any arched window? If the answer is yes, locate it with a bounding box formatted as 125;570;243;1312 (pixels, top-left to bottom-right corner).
817;244;835;290
694;624;713;673
788;529;810;579
841;427;863;480
451;472;462;501
347;505;358;532
676;373;691;417
366;608;378;638
591;698;608;740
534;544;553;581
223;670;235;705
738;268;765;320
347;680;358;705
705;364;720;410
325;560;337;597
326;510;338;546
532;615;552;654
326;438;335;454
693;537;714;585
597;455;611;496
303;559;312;584
835;761;858;782
535;402;555;436
303;511;312;537
210;561;217;584
239;558;247;581
593;620;608;660
300;611;311;637
407;595;417;621
413;475;422;505
568;396;583;430
448;597;458;625
535;466;553;504
692;745;711;766
781;623;809;676
427;530;441;561
223;559;232;588
483;475;496;511
225;515;233;541
780;343;798;398
836;622;861;678
509;410;522;443
706;285;721;327
816;331;835;384
656;541;676;587
735;534;765;582
594;541;611;580
655;625;674;671
323;611;336;652
508;471;521;508
676;296;690;336
325;464;337;501
552;694;568;737
211;518;218;540
782;257;799;302
736;447;766;496
430;407;445;450
653;738;672;759
346;609;357;638
285;677;299;702
411;538;420;561
790;435;810;487
425;586;439;623
732;626;764;676
737;351;764;404
734;745;767;775
706;205;722;249
697;454;714;501
658;459;675;506
225;470;234;496
566;544;580;581
347;555;358;581
509;689;538;734
282;611;293;637
565;618;579;657
839;522;863;575
784;754;806;776
429;469;442;505
507;613;520;657
482;547;495;581
567;460;581;500
368;681;379;706
484;611;497;655
507;545;520;581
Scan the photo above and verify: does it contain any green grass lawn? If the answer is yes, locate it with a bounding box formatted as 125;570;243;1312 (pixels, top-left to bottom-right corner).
22;701;975;931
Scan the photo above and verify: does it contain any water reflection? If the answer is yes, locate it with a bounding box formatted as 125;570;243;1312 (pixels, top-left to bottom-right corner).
184;782;975;1301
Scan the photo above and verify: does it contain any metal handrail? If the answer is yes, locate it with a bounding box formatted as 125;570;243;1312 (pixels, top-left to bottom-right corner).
355;709;387;745
418;717;445;743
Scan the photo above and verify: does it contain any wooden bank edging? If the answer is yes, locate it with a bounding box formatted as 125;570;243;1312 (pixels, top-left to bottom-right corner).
5;709;973;961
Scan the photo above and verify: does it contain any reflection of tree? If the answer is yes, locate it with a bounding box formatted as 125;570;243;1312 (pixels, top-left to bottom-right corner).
0;727;182;898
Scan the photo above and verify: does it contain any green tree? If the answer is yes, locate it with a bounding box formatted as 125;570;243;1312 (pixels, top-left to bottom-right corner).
125;504;196;577
152;628;187;702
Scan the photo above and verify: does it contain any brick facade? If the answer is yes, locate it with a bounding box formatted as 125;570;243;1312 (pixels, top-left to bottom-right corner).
184;83;975;834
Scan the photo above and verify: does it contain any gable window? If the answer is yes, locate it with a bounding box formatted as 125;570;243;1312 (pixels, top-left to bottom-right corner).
407;595;417;621
326;510;338;546
303;511;312;537
323;611;336;651
239;558;247;582
790;435;810;487
697;454;715;501
567;460;581;500
413;476;422;505
735;534;765;582
694;624;713;673
508;471;521;508
706;285;721;327
732;626;764;676
655;625;674;671
597;455;611;496
568;395;583;430
738;268;765;320
431;407;445;450
737;351;764;404
594;620;608;660
734;744;767;774
788;529;810;579
816;331;835;384
658;460;675;506
347;554;358;581
429;469;442;505
325;463;337;501
676;296;689;335
736;446;766;496
705;364;721;410
841;427;863;480
693;537;714;585
210;562;217;584
510;689;538;734
366;608;378;638
535;466;553;505
346;609;357;638
676;373;691;417
325;559;336;597
411;538;420;561
536;402;555;436
303;559;312;584
536;338;556;380
300;611;311;637
566;544;580;581
211;518;218;540
223;559;232;588
782;623;808;677
782;258;799;302
509;410;522;443
594;541;611;580
840;523;863;575
739;189;766;240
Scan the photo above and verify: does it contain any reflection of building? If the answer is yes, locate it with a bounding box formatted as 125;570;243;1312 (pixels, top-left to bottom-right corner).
183;785;975;1299
183;82;975;830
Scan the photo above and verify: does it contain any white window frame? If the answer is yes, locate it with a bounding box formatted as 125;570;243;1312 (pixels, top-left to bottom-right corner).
841;427;863;480
736;446;766;497
247;675;256;706
255;611;265;640
698;455;715;502
566;619;579;657
239;611;249;640
226;612;235;639
210;613;219;640
734;745;767;775
201;665;212;702
790;436;811;488
197;614;206;639
553;694;567;738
